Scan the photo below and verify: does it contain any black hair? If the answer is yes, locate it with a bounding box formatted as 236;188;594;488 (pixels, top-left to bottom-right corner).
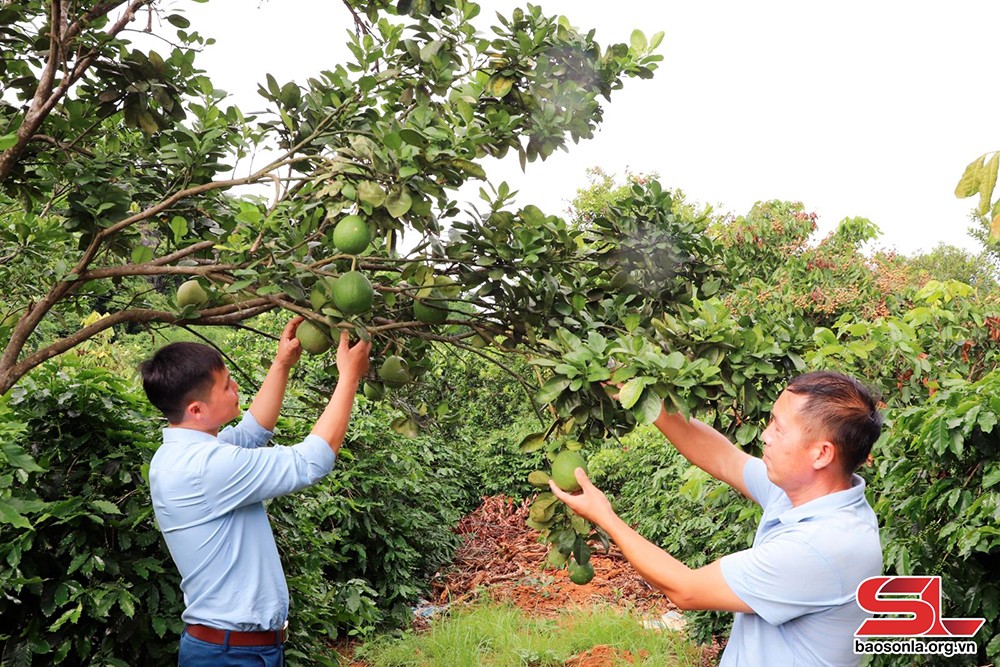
138;342;226;424
785;370;883;474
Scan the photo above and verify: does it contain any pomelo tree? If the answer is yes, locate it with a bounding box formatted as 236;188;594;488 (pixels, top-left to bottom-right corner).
0;0;665;396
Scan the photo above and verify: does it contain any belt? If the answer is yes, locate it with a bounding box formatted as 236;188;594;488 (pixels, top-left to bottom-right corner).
185;623;287;646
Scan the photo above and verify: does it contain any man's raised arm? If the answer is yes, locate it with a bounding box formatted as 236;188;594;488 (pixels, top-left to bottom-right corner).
653;406;752;499
248;316;305;431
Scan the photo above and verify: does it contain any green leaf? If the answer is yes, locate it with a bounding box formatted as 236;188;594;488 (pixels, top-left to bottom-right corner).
419;39;445;62
630;29;648;53
485;73;514;98
385;187;412;218
390;416;421;438
536;377;571;405
635;389;664;424
138;110;159;135
0;133;17;151
519;432;547;453
357;181;386;208
49;602;82;632
980;152;1000;216
170;215;188;243
130;244;153;264
90;500;121;515
955;155;984;198
450;159;486;179
982;463;1000;489
67;552;88;575
166;14;191;28
663;351;686;369
399;128;427;147
1;443;44;473
118;590;136;618
735;423;758;446
617;377;647;409
0;503;31;529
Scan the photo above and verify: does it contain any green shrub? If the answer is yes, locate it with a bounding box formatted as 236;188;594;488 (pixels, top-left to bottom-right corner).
871;371;1000;666
0;360;182;666
268;395;483;660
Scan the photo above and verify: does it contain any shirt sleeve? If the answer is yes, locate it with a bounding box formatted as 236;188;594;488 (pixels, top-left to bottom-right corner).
218;411;273;449
720;532;847;626
200;434;336;512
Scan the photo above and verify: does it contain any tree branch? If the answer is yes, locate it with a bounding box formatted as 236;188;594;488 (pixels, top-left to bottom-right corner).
0;303;276;395
0;0;148;182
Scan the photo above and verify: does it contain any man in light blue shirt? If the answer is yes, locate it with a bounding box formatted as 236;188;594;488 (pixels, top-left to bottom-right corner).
139;317;371;666
549;371;883;667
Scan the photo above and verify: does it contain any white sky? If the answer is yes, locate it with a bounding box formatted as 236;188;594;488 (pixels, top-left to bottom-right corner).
175;1;1000;256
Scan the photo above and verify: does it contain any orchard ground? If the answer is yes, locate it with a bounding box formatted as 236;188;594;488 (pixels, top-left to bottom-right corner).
336;495;722;667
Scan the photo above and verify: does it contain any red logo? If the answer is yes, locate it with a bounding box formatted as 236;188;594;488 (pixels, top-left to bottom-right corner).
856;576;986;637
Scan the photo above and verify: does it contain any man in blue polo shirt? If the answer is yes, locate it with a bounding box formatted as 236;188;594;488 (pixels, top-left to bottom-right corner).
549;371;883;667
139;317;371;666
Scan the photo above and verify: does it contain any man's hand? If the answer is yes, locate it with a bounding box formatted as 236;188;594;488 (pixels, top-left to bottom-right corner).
548;468;616;528
336;331;371;384
249;316;304;431
274;316;305;369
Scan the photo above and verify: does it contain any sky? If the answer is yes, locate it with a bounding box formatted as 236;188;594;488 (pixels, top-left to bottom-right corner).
175;1;1000;256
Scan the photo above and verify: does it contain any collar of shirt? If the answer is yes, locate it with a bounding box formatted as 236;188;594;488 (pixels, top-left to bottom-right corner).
162;425;220;446
774;473;868;526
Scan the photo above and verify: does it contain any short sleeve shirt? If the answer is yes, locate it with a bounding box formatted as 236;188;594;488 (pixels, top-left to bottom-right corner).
718;458;882;667
149;411;336;631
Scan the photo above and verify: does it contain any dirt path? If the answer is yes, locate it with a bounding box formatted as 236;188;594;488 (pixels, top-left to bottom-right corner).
342;495;720;666
426;495;675;618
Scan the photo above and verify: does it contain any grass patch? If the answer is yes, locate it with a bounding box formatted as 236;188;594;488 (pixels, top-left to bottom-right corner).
352;600;704;666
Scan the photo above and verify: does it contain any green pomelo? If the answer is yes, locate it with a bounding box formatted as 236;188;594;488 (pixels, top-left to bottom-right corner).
296;320;332;355
527;471;552;488
333;215;372;255
413;296;448;324
568;560;595;585
310;285;328;311
469;333;490;349
379;355;411;388
177;280;209;308
363;381;385;401
332;271;374;315
610;269;630;289
550;450;588;493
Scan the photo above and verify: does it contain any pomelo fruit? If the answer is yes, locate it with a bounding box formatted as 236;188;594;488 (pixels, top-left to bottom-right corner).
333;215;371;255
551;450;588;493
177;280;209;308
296;320;332;355
332;271;374;315
310;284;328;311
379;355;411;388
363;381;385;401
568;560;595;585
413;295;448;324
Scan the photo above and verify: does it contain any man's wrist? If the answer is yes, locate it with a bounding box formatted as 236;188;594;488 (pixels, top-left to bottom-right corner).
337;372;363;386
271;357;295;373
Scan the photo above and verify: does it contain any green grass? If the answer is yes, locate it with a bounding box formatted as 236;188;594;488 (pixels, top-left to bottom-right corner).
351;600;704;667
